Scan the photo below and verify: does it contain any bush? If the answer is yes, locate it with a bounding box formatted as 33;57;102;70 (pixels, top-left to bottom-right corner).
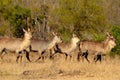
110;25;120;56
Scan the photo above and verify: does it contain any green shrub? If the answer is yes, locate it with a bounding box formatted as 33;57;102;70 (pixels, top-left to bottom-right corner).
110;25;120;56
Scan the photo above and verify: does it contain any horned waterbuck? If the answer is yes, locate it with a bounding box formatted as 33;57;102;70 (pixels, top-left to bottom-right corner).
0;28;32;62
77;32;116;63
30;32;62;62
51;34;80;60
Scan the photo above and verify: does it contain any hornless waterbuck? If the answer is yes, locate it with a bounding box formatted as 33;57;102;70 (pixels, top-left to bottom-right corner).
30;32;62;62
0;28;32;62
78;32;116;63
51;33;80;60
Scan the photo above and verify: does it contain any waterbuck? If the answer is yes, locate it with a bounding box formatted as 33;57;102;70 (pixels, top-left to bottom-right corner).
77;32;116;62
30;32;62;62
0;28;32;62
51;34;80;60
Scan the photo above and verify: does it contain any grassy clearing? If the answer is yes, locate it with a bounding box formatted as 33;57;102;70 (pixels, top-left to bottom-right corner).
0;52;120;80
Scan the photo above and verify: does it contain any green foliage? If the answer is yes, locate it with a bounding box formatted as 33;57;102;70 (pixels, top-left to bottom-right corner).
50;0;108;41
0;1;31;37
92;32;105;41
0;26;7;35
59;27;71;42
110;25;120;55
10;5;31;37
74;0;107;37
0;0;12;6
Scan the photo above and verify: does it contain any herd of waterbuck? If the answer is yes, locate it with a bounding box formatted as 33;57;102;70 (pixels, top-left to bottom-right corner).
0;28;116;63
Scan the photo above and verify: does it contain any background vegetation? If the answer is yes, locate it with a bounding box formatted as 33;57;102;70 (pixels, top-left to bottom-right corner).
0;0;120;55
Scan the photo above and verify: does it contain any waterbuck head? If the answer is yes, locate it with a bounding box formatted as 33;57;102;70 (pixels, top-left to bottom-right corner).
71;33;80;45
23;28;32;40
108;38;116;49
104;32;116;53
106;32;116;49
52;32;62;44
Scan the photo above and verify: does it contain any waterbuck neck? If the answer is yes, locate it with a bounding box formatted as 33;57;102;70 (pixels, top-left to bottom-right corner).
47;35;62;50
70;36;80;47
17;30;32;52
66;36;80;53
47;40;56;50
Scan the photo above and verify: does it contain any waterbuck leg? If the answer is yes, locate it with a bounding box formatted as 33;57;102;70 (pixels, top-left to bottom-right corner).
81;56;84;62
58;51;68;60
94;54;102;63
97;54;102;63
29;45;32;52
50;53;56;60
36;50;46;62
78;52;86;62
94;55;97;62
99;55;102;63
16;51;22;62
16;56;20;62
42;56;45;62
77;52;80;61
85;56;90;63
0;48;7;59
84;52;90;63
81;54;85;62
57;52;68;60
77;52;82;61
69;55;72;61
64;52;68;60
35;56;41;62
41;50;46;62
49;49;55;59
20;55;22;62
25;50;31;62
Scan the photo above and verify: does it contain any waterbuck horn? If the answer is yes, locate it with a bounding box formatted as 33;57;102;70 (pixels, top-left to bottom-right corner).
27;28;31;32
52;32;57;36
23;28;27;33
72;33;77;37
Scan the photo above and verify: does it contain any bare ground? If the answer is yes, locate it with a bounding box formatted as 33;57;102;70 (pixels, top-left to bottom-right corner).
0;52;120;80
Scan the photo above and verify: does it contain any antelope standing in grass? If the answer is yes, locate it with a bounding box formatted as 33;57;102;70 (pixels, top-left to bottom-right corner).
30;32;62;62
78;32;116;63
51;34;80;60
0;28;32;62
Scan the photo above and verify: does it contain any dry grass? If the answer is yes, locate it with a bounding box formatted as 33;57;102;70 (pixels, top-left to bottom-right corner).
0;52;120;80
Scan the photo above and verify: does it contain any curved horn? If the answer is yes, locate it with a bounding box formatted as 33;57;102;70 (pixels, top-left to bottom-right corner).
27;28;31;32
52;32;57;36
106;32;111;37
23;28;26;33
72;33;77;37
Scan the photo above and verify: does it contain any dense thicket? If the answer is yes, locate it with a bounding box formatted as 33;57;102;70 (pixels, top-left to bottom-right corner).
0;0;120;55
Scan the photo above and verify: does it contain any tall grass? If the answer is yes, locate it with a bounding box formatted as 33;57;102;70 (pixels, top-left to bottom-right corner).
0;52;120;80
